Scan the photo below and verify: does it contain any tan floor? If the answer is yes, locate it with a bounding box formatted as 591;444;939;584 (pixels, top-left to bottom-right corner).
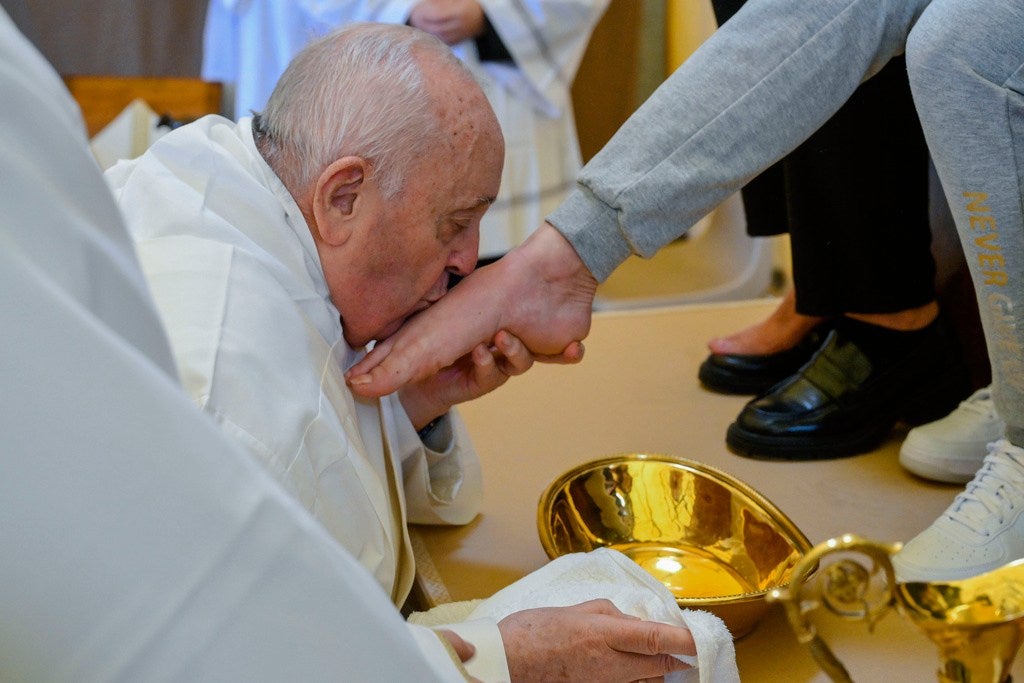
414;298;1021;681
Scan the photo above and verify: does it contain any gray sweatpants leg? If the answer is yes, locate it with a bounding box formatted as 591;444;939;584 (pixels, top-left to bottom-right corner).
906;0;1024;447
560;0;936;280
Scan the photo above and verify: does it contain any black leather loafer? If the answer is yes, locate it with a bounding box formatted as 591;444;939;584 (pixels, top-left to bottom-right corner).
698;324;831;395
726;318;971;460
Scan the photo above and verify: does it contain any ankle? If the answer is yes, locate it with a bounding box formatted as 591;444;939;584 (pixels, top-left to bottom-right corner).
708;295;827;356
845;301;939;332
834;314;943;367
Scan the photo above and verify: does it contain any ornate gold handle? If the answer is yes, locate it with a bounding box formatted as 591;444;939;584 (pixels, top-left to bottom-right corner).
767;533;902;683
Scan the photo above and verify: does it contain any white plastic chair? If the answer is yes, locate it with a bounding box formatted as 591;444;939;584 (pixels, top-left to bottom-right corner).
592;192;778;310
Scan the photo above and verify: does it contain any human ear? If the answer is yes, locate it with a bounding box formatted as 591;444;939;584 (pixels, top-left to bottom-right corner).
311;156;371;246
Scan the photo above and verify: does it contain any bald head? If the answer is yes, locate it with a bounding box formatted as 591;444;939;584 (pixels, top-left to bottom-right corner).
418;46;503;187
255;22;502;201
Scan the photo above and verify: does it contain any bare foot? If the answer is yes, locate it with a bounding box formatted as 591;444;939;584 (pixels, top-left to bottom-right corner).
707;289;825;356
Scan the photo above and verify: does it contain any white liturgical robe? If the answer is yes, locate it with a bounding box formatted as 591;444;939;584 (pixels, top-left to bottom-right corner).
0;6;478;680
201;0;609;257
105;115;484;607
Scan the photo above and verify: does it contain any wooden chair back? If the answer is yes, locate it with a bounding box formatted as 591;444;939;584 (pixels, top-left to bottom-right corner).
63;75;223;137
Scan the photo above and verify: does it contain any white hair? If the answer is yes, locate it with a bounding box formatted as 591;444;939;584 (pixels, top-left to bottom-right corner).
256;22;471;198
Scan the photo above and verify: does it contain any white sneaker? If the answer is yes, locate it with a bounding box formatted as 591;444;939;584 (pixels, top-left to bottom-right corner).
899;385;1005;483
893;439;1024;582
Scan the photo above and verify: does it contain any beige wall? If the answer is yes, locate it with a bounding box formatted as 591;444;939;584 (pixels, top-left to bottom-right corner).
9;0;206;77
572;0;669;162
572;0;719;162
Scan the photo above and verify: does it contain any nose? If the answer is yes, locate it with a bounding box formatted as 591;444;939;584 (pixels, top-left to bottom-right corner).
447;227;480;277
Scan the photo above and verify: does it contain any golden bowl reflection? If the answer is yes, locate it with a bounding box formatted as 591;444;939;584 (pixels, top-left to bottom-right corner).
538;453;812;638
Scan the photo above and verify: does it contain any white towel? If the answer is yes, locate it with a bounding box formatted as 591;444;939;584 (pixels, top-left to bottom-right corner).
465;548;740;683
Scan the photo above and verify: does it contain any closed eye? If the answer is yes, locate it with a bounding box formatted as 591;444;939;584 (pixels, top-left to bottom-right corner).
439;195;494;244
438;219;470;245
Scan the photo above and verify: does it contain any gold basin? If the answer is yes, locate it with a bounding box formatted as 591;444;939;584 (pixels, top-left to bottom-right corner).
538;453;812;638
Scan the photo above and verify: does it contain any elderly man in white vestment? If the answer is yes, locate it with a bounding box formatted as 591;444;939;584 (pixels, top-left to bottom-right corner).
106;22;695;682
0;7;492;680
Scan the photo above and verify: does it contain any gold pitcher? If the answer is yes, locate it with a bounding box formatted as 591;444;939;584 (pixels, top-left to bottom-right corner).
767;533;1024;682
